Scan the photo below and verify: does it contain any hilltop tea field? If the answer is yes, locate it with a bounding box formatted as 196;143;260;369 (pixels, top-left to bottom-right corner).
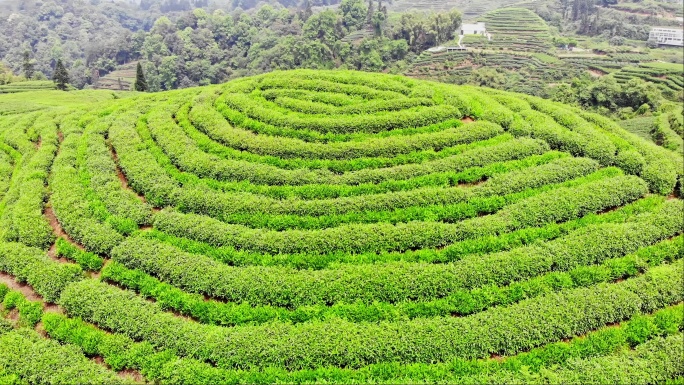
0;70;682;384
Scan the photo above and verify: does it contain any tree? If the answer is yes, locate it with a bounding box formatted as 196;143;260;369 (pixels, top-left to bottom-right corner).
0;63;16;85
609;36;625;46
302;0;313;22
371;11;386;36
53;59;69;91
303;10;343;48
469;68;506;88
134;62;149;91
22;51;34;80
340;0;367;31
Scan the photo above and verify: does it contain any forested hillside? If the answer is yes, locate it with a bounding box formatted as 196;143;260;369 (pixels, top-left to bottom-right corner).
0;0;461;89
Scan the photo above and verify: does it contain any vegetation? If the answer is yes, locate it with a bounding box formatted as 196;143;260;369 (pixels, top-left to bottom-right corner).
53;60;70;91
0;0;680;137
464;8;553;52
0;0;461;89
0;68;682;383
134;63;149;92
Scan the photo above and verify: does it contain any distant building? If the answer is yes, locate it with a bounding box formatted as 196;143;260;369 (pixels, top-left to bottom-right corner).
461;22;487;36
648;27;684;46
427;46;467;53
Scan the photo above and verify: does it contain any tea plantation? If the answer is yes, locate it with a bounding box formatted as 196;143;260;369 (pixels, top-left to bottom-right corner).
0;70;682;384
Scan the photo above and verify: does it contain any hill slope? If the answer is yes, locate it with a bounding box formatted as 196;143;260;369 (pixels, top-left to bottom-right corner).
0;70;682;384
389;0;523;18
462;8;554;52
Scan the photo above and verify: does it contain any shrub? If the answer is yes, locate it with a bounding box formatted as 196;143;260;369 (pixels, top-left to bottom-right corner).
58;265;682;371
0;242;82;302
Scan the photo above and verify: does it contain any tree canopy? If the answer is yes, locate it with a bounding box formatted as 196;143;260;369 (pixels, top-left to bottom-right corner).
53;59;69;91
0;0;461;91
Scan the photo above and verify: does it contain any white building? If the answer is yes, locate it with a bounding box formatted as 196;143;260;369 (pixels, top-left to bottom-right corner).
648;27;684;47
461;22;487;36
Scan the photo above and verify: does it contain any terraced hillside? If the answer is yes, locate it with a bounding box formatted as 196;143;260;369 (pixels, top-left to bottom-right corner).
94;62;137;91
462;8;553;52
620;105;683;154
612;66;684;97
388;0;523;18
0;81;56;94
568;61;684;97
0;70;683;384
406;50;581;95
652;105;684;153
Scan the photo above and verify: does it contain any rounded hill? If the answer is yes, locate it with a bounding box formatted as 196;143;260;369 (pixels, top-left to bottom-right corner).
0;70;682;383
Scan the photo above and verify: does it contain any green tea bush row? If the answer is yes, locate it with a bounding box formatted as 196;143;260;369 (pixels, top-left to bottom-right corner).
79;119;152;226
150;103;548;185
468;333;684;384
64;121;139;236
145;113;563;199
59;265;682;371
194;98;497;159
268;70;417;94
42;302;683;384
0;133;35;221
495;306;683;373
154;175;649;255
493;90;610;151
0;328;124;384
183;103;506;172
0;241;82;302
0;112;37;154
111;152;604;225
49;126;123;254
668;107;683;136
108;111;180;207
116;201;681;307
217;99;455;143
222;92;460;134
512;108;604;157
221;76;438;134
1;290;42;328
55;238;103;271
0;284;6;303
524;96;618;164
272;95;434;115
430;195;665;261
579;110;682;194
0;149;13;202
652;112;683;153
184;166;615;230
185;97;508;172
252;74;410;99
444;86;516;128
103;234;682;325
175;157;601;219
142;196;665;269
208;152;565;200
261;88;363;106
490;90;654;178
0;117;57;249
